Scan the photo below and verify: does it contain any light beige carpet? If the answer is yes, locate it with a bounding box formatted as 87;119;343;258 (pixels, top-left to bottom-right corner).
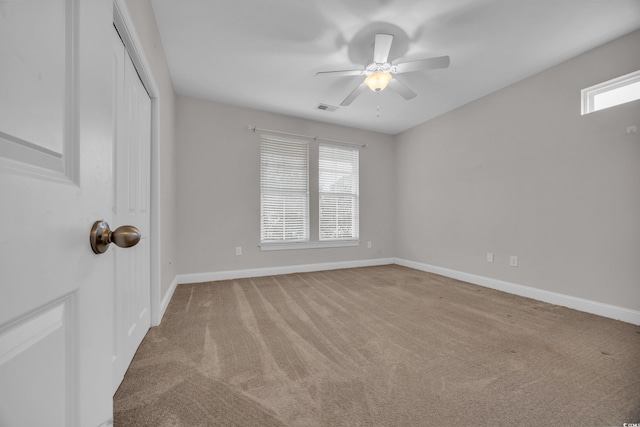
114;265;640;426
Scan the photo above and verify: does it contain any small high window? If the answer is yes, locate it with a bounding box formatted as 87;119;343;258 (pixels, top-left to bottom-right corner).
581;70;640;115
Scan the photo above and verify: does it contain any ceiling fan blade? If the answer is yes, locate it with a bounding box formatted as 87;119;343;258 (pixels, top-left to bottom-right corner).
388;78;417;100
340;82;367;106
316;69;365;77
394;56;450;73
373;33;394;64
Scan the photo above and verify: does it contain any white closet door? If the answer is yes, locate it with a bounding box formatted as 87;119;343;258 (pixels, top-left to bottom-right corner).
111;28;152;394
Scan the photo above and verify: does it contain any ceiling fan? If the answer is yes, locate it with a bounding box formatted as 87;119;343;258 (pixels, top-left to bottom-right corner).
316;33;450;106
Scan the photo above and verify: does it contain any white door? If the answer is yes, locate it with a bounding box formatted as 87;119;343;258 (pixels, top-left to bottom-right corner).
0;1;125;425
111;29;152;393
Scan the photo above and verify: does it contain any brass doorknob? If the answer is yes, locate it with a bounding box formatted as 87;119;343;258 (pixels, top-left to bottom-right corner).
90;220;141;254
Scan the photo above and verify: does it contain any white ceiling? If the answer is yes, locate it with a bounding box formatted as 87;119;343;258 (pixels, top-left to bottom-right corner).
150;0;640;135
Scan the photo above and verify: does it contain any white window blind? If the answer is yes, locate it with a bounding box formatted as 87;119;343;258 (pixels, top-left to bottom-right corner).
319;144;359;241
260;136;309;243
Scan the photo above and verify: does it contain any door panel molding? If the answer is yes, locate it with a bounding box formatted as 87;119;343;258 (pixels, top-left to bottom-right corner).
0;295;74;426
0;0;78;183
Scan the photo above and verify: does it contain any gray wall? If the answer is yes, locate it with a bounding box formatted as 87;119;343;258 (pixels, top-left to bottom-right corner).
166;26;638;314
123;0;178;300
175;97;396;274
395;29;640;311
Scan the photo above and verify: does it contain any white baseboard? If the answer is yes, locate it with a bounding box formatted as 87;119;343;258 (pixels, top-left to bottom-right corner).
395;258;640;326
176;257;396;286
157;258;639;326
158;275;180;325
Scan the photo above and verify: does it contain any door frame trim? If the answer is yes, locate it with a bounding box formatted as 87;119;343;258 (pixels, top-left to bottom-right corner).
113;0;162;326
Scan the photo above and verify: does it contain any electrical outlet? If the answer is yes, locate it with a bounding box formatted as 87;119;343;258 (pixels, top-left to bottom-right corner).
235;247;242;256
486;253;494;263
510;255;518;267
367;241;372;249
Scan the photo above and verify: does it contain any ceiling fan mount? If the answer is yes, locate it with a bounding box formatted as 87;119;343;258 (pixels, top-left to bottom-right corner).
316;33;450;106
365;62;393;74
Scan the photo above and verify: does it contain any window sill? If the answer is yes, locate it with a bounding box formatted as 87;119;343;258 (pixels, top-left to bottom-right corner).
259;240;360;251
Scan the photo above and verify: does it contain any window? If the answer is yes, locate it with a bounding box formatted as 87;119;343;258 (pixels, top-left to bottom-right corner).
260;136;309;243
319;144;359;241
581;70;640;115
259;135;361;250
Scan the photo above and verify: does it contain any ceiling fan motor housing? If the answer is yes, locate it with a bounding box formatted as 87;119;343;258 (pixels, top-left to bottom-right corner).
366;62;393;75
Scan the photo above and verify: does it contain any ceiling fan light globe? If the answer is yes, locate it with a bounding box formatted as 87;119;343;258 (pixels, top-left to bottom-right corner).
365;72;392;92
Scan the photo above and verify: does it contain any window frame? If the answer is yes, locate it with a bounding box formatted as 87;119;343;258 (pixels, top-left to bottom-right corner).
581;69;640;115
318;143;360;242
258;136;362;251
